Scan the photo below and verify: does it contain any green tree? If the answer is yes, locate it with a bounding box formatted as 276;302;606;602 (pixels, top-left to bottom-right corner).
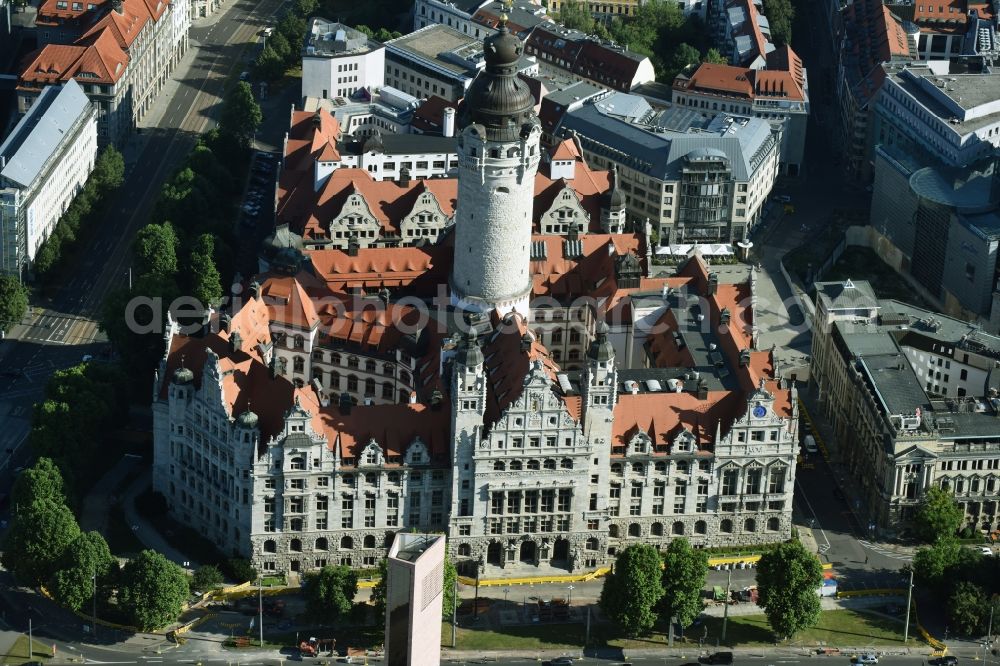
92;145;125;192
305;565;358;621
373;28;402;42
660;538;708;631
912;538;963;587
762;0;793;45
134;222;179;279
269;31;292;62
293;0;316;18
191;564;224;592
599;544;664;636
219;82;262;149
278;13;308;53
255;45;286;81
12;457;65;508
353;24;373;36
913;487;964;543
370;558;388;625
756;541;823;640
666;42;701;80
50;531;117;612
187;234;222;309
32;238;60;278
703;47;727;64
119;550;190;631
0;275;28;334
442;554;457;619
2;498;81;585
224;558;258;584
948;581;988;635
557;0;594;33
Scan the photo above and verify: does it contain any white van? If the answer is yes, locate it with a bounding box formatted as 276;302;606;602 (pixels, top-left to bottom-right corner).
803;434;818;454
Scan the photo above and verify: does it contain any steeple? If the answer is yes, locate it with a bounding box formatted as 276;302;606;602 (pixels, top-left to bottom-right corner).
450;18;542;320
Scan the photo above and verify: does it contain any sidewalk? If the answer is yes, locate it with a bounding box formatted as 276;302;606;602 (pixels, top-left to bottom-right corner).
120;468;200;569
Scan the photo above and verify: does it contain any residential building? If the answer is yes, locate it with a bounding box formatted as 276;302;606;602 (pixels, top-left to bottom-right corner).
869;143;1000;322
152;21;798;576
384;24;538;102
885;0;999;61
874;60;1000;169
301;88;421;139
524;25;654;93
835;0;916;181
710;0;773;68
19;0;190;146
301;19;385;101
672;45;809;176
810;279;1000;534
547;90;781;245
0;80;97;278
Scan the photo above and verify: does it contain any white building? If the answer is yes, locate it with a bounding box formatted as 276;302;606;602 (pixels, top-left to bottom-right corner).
384;534;445;666
301;19;385;101
875;61;1000;169
302;88;420;139
0;80;97;277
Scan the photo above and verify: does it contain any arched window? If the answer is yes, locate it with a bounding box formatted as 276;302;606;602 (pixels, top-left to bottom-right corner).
628;523;641;537
312;349;324;362
340;536;354;550
560;458;573;469
695;520;707;535
655;462;667;473
720;519;733;533
293;357;305;373
608;524;620;538
527;459;540;470
400;371;411;384
263;539;277;553
388;472;400;484
365;378;376;396
290;538;302;552
677;461;689;474
568;349;580;361
611;463;623;475
767;517;780;532
364;535;376;548
458;543;472;556
348;356;359;369
332;353;342;365
365;472;378;485
586;537;599;550
651;522;663;536
312;368;323;383
672;521;685;535
315;537;328;551
383;363;394;376
494;460;506;471
365;360;376;373
290;518;303;531
510;460;523;471
330;371;340;389
382;383;394;399
294;336;304;350
744;518;756;533
632;463;644;475
544;459;556;470
347;375;358;391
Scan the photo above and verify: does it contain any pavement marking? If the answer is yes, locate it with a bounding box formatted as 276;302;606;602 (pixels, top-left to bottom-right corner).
857;539;913;562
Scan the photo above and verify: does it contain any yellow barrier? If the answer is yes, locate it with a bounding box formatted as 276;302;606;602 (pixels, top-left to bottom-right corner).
174;613;213;636
911;598;947;651
457;568;612;587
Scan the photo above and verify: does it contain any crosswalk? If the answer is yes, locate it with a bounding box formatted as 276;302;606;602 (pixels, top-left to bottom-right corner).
858;539;913;562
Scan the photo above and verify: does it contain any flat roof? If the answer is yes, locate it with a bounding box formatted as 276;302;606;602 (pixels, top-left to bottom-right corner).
385;24;482;76
886;63;1000;133
859;353;930;417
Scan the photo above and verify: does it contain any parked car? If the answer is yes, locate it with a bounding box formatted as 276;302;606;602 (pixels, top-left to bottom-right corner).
773;194;792;203
855;654;879;664
803;434;818;454
934;656;958;666
703;653;733;665
980;546;994;556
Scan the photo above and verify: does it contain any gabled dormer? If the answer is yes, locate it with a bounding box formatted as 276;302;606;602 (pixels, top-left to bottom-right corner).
539;184;589;235
406;436;430;465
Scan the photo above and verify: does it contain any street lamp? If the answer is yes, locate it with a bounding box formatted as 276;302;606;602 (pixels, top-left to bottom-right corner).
502;587;510;606
567;585;574;606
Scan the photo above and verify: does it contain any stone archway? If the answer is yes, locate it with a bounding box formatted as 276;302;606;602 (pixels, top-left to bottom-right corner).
487;541;502;566
553;538;570;563
519;540;536;564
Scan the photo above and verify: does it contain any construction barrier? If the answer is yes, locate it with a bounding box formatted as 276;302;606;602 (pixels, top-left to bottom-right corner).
836;588;905;598
457;567;611;588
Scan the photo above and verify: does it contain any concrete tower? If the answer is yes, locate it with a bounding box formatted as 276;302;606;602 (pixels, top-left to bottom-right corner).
450;16;541;319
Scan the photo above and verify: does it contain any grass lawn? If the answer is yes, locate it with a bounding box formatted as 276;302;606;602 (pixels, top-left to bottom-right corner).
440;621;584;651
2;636;53;665
260;575;286;587
607;610;916;649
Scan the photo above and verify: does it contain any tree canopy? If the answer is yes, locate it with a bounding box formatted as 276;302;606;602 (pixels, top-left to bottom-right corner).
219;82;262;149
948;581;989;636
370;558;388;625
913;487;964;543
134;222;179;278
304;565;358;621
660;538;708;630
442;555;457;619
762;0;793;45
557;0;594;33
50;531;118;611
599;544;664;636
187;233;222;309
191;564;224;592
2;497;81;585
12;457;65;508
118;550;190;631
0;276;28;333
756;541;823;640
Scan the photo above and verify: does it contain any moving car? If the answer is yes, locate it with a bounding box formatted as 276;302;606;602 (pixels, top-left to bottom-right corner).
856;654;879;664
803;434;818;454
773;194;792;203
703;652;733;664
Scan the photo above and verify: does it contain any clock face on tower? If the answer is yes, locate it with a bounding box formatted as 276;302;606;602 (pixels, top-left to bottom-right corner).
752;405;767;418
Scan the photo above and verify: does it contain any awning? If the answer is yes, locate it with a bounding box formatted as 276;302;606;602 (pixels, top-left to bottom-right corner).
656;243;735;256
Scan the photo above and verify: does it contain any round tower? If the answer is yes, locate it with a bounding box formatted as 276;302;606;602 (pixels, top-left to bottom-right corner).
450;17;541;320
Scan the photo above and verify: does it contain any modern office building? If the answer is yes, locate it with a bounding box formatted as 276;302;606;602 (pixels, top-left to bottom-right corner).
810;279;1000;534
0;80;97;278
384;533;445;666
301;19;385;101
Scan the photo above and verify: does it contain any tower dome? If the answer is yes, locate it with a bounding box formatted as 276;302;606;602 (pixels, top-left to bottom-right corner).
236;410;259;429
587;321;615;363
459;20;536;142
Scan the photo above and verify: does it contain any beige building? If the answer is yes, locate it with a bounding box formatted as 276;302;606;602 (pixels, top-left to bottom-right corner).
811;279;1000;534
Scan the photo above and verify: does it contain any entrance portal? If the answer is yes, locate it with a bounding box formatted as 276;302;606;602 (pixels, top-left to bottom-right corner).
519;540;536;564
487;541;502;566
553;538;569;563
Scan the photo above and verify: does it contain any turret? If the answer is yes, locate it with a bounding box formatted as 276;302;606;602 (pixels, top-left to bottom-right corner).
601;165;627;234
583;321;617;421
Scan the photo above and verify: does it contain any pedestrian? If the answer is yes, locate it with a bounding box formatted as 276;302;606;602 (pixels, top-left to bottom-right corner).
864;555;868;564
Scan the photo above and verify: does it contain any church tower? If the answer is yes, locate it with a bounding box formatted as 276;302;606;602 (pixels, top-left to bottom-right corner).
450;16;542;319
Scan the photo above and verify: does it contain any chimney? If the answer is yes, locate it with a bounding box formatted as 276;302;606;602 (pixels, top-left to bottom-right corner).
520;333;533;352
230;331;243;353
347;234;360;256
339;392;352;415
696;379;708;400
443;107;456;138
408;391;418;404
708;273;718;296
739;349;751;367
720;307;731;325
220;313;232;333
249;280;262;301
378;286;390;306
399;165;411;186
430;389;444;410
